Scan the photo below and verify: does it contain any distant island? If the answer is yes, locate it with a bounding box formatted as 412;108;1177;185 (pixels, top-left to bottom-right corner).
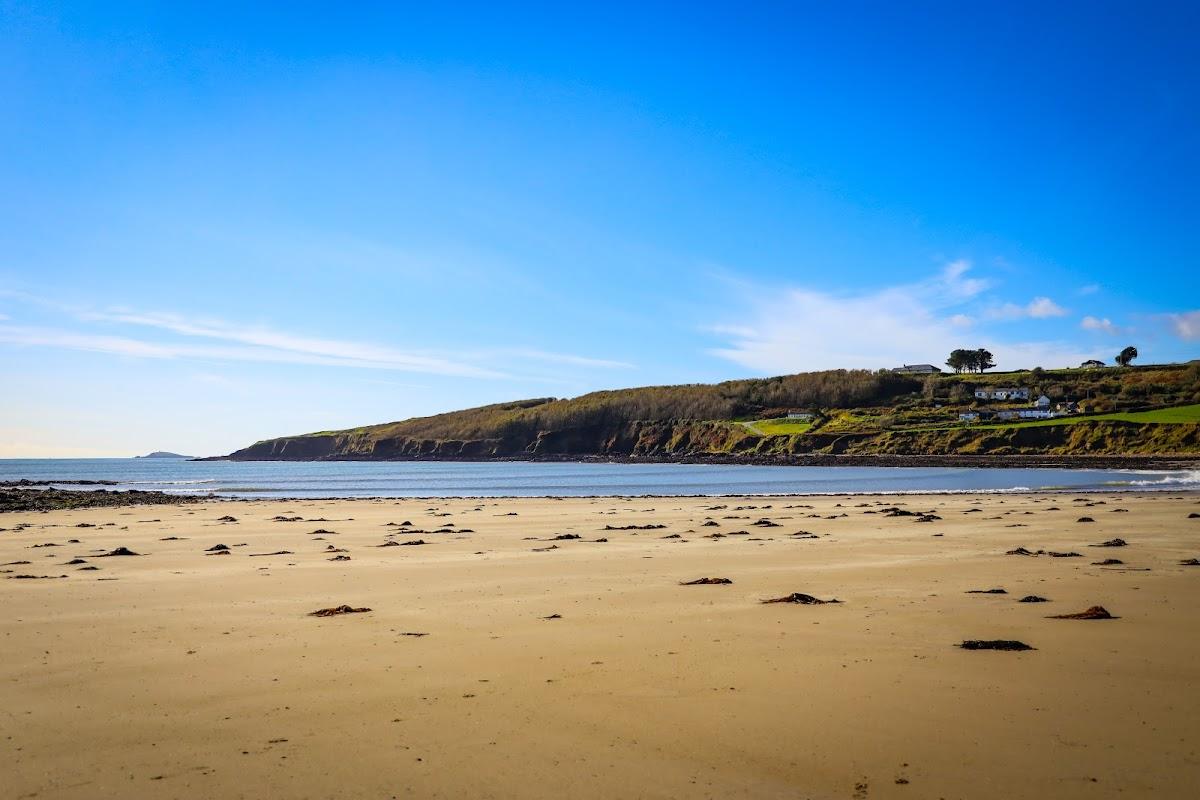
213;359;1200;465
135;451;192;459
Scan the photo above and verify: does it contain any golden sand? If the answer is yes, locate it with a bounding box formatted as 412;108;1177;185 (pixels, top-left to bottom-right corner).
3;492;1199;799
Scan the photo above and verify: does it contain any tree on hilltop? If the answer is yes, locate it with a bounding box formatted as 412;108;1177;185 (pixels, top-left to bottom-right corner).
1115;345;1138;367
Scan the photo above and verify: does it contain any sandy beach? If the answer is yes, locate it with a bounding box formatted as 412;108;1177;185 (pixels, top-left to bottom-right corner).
3;491;1199;799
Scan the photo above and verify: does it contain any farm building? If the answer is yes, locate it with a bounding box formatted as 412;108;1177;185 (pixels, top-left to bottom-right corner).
891;364;942;374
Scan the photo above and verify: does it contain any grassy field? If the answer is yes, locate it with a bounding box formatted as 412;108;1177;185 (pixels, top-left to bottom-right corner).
742;418;813;435
968;403;1200;430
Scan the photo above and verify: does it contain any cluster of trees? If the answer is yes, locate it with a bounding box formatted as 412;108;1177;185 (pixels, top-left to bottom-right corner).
945;348;996;374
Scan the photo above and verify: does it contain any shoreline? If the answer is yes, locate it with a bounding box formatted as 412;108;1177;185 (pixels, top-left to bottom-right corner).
201;452;1200;469
4;485;1199;512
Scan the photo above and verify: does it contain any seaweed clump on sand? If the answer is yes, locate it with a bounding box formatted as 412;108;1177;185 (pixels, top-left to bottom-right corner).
1048;606;1116;620
309;605;371;617
959;640;1034;651
761;592;841;604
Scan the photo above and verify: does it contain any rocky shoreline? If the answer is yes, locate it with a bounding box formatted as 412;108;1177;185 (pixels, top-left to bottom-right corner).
0;488;205;513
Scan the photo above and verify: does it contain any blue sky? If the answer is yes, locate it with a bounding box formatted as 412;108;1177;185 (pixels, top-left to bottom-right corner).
1;1;1197;457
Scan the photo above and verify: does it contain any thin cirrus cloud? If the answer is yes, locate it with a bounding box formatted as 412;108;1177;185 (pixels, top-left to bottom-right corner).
708;263;1096;373
0;304;634;378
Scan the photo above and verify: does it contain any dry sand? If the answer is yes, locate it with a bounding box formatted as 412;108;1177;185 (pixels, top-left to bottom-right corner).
2;491;1199;799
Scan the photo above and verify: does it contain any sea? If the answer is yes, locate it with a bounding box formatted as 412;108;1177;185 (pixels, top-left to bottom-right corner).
1;458;1197;499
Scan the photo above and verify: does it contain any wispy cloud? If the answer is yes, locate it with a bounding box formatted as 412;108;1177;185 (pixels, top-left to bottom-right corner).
83;309;504;378
497;348;635;369
1080;315;1125;336
985;296;1068;320
1164;310;1200;341
937;259;990;300
1077;284;1101;296
708;265;1094;373
1;296;636;379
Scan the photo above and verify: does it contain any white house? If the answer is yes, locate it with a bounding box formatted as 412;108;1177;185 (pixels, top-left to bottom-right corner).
959;411;981;423
786;412;814;420
892;364;942;374
974;387;1030;401
1034;395;1051;409
1018;409;1055;420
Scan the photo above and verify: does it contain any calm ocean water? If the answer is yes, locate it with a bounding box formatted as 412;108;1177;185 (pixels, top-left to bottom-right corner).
1;459;1196;498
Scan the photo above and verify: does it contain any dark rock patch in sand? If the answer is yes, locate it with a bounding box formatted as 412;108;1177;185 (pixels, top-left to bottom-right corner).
1048;606;1116;620
1018;595;1049;603
1091;538;1128;548
328;555;351;561
217;515;238;522
680;577;733;585
966;588;1007;594
309;605;371;617
550;533;581;540
206;544;230;552
1048;551;1083;558
1077;517;1095;523
1092;558;1124;566
1006;547;1036;556
1180;558;1200;566
271;516;302;522
248;550;293;557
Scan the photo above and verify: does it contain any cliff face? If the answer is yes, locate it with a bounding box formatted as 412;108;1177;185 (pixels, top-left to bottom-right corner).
222;419;1200;461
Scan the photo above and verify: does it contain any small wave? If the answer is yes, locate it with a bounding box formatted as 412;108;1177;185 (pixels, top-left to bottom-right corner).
125;479;216;486
1117;470;1200;488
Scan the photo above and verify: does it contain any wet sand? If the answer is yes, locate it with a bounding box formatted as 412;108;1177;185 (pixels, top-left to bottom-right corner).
3;492;1199;799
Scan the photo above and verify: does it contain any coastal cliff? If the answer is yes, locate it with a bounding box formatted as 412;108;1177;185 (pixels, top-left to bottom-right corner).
218;364;1200;463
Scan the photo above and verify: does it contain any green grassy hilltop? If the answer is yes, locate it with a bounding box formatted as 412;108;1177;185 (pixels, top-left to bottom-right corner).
224;361;1200;461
